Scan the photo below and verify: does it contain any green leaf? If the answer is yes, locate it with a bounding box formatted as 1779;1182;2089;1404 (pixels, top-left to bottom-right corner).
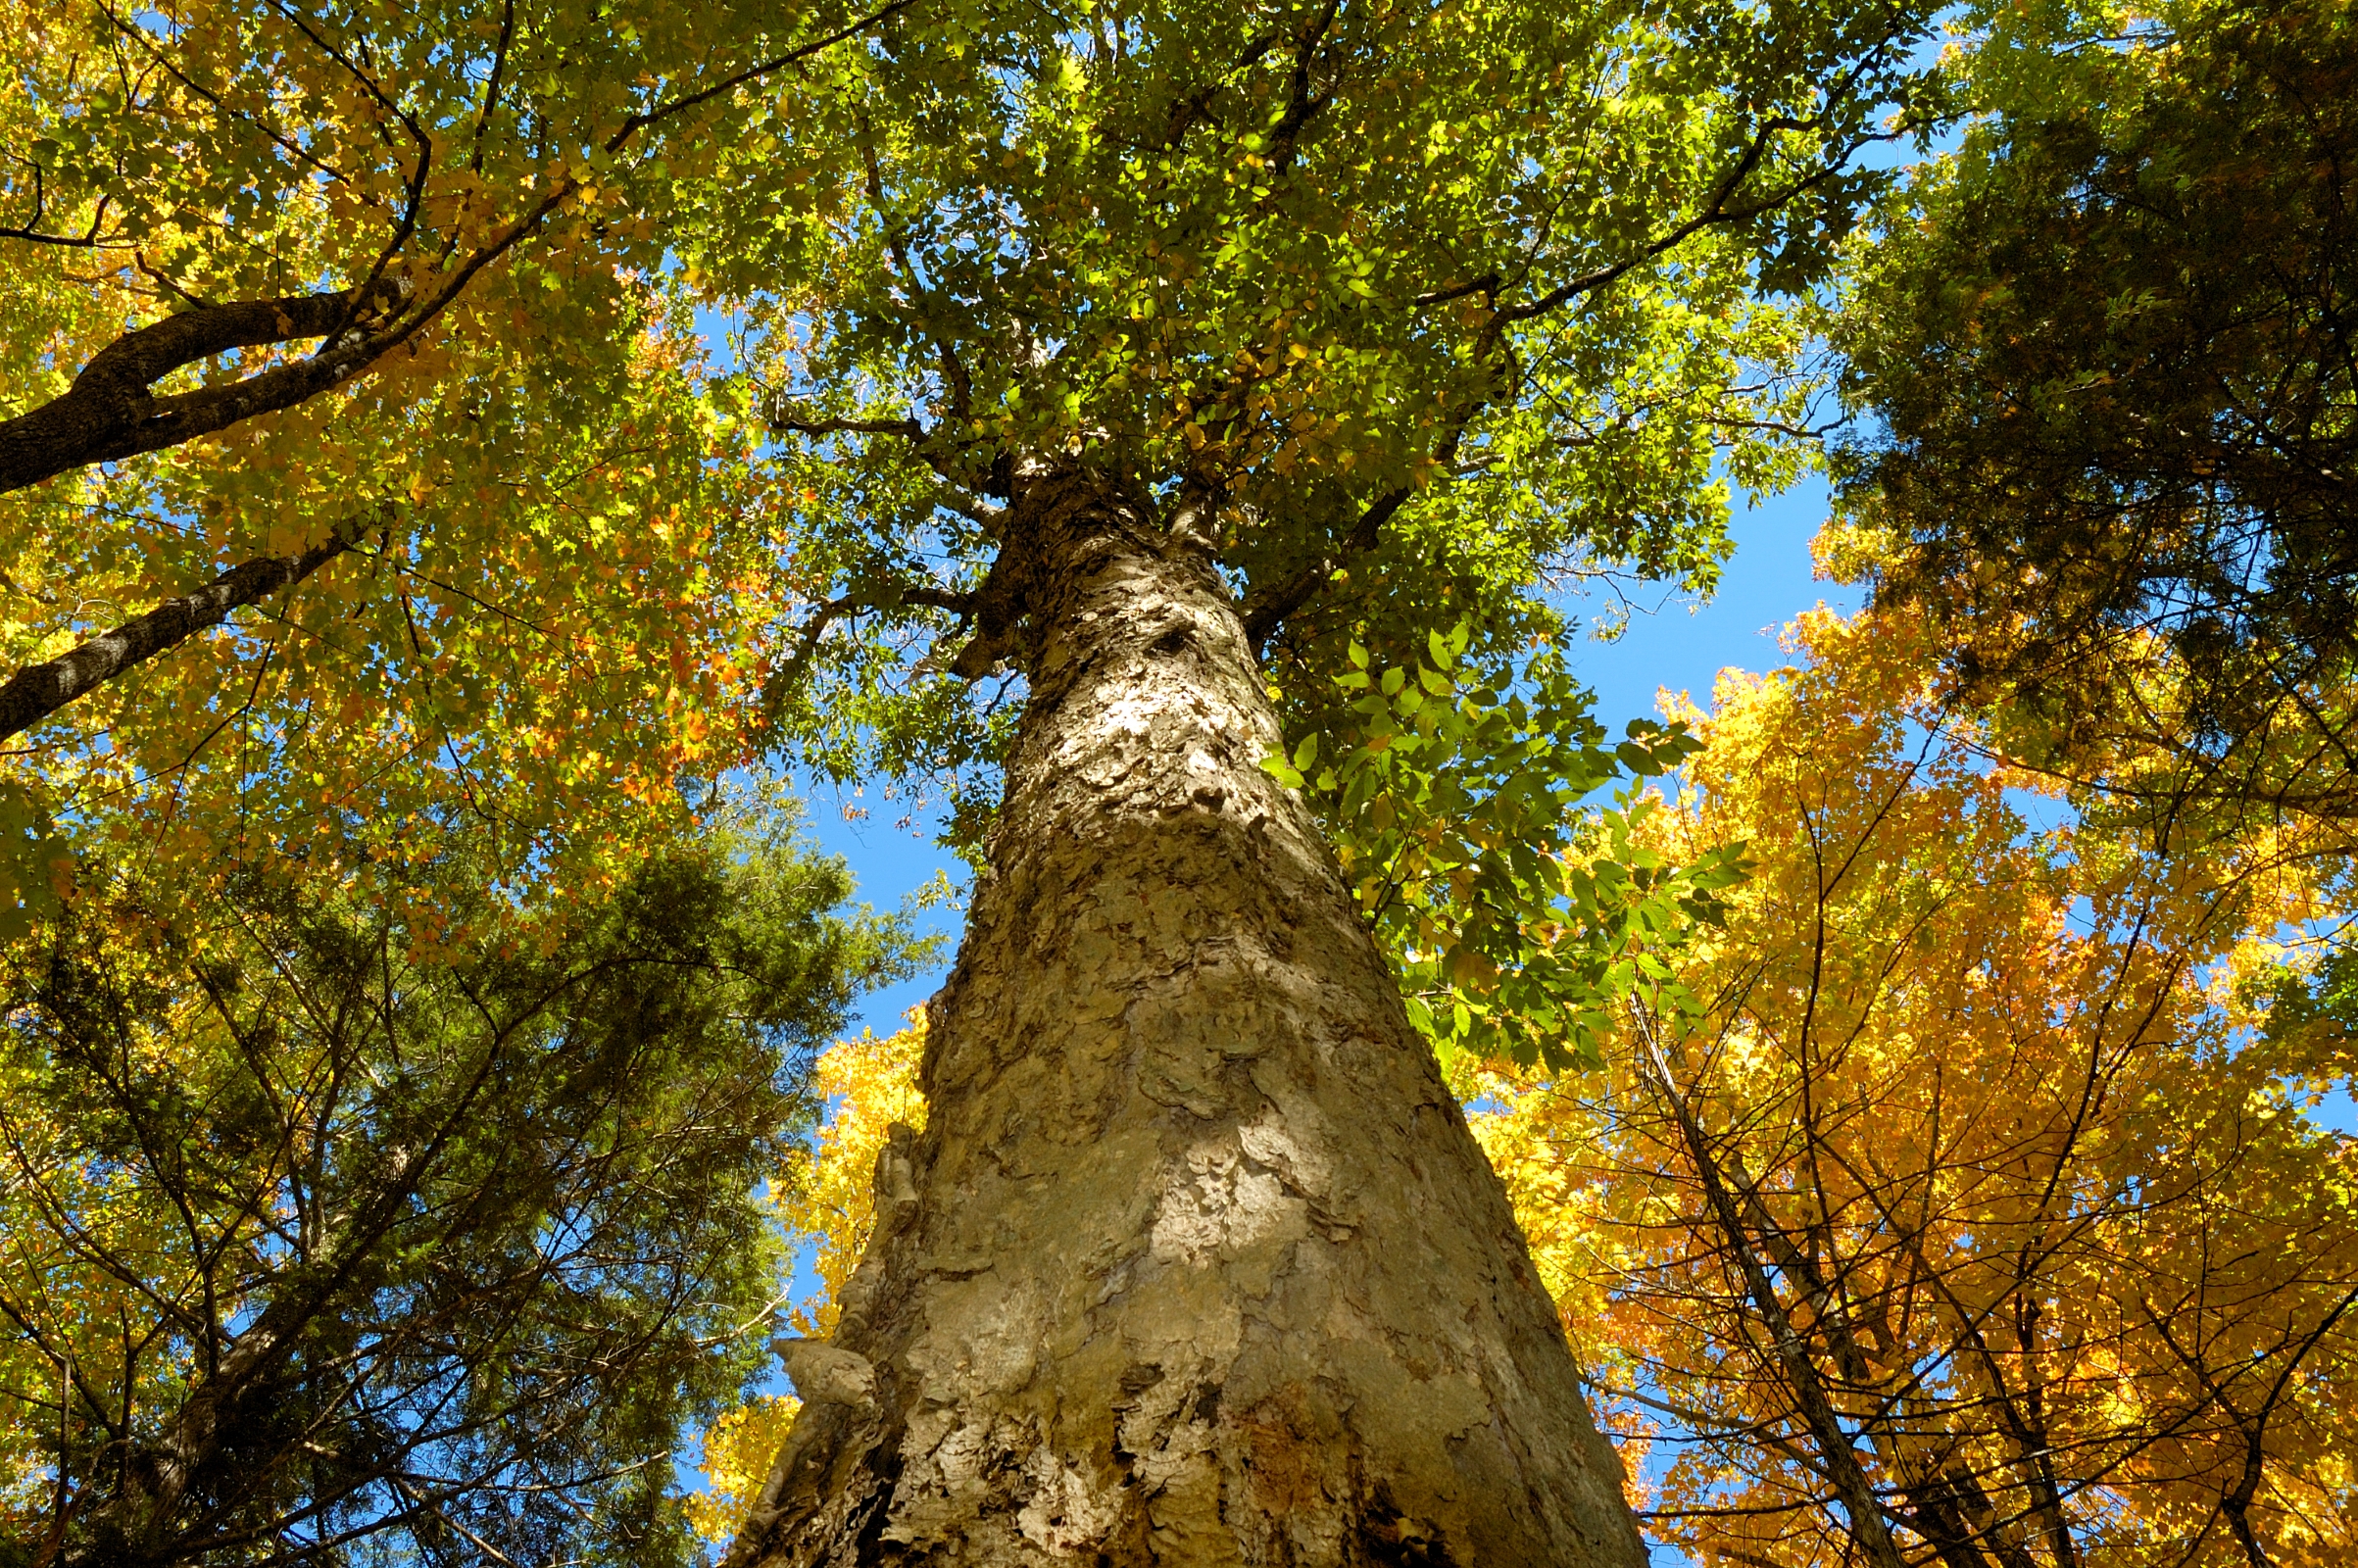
1261;754;1306;789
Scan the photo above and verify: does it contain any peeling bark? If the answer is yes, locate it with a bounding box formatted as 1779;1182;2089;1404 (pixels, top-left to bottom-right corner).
729;467;1647;1567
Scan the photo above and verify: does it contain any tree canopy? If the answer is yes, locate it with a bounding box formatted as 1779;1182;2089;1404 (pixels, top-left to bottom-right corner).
1833;0;2358;829
0;0;910;920
4;0;2356;1564
715;0;1935;809
0;823;917;1568
0;0;1945;1057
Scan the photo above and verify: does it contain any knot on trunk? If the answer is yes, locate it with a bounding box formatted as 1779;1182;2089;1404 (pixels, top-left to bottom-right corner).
772;1340;879;1411
874;1121;919;1222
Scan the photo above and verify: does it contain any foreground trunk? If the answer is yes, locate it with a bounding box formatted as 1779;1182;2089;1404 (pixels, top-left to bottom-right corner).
729;469;1646;1566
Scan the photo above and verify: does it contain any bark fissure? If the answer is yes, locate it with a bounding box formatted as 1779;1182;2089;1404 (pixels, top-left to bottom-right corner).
730;466;1647;1566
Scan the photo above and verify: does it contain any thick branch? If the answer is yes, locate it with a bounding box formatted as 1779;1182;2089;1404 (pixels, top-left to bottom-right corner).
1413;270;1501;309
766;408;927;440
0;285;412;494
3;0;919;500
1263;0;1340;177
1157;27;1285;151
1241;485;1409;649
0;536;353;741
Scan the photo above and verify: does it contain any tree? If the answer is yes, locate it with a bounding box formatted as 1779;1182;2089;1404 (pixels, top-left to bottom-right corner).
4;0;1948;1560
0;0;922;921
1469;606;2358;1568
0;823;916;1568
1829;0;2358;833
680;3;1943;1561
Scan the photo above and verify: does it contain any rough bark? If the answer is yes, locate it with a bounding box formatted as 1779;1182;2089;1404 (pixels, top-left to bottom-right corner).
729;466;1648;1567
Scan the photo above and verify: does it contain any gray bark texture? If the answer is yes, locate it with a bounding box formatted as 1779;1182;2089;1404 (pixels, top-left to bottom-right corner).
728;467;1648;1567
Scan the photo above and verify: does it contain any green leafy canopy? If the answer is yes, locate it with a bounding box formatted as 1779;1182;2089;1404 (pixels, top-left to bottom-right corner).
1266;623;1746;1072
699;0;1944;813
3;0;1940;1065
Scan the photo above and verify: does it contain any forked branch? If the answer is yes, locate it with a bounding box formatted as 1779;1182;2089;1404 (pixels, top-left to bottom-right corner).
0;0;920;499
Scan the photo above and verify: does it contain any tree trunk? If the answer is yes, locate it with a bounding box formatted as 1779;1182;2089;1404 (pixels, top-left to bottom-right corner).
729;467;1647;1567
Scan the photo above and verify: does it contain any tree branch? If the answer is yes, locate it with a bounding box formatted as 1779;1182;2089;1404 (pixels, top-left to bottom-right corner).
1263;0;1340;177
764;579;976;710
1487;21;1924;336
0;283;408;494
856;126;974;425
765;408;928;440
0;534;356;741
1632;1000;1915;1568
0;159;116;248
1241;484;1409;649
603;0;922;154
1240;35;1922;647
2;0;920;500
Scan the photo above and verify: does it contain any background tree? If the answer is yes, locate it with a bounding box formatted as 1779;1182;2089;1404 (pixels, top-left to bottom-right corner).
0;820;917;1568
1470;606;2358;1568
689;1013;932;1550
1830;0;2358;836
0;0;931;937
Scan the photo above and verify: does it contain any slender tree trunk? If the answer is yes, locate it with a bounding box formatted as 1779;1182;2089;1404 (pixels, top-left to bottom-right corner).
728;467;1647;1566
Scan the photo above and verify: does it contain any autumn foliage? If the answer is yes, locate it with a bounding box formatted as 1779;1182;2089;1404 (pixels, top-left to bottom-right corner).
2;0;2352;1562
691;1014;929;1545
1466;606;2358;1568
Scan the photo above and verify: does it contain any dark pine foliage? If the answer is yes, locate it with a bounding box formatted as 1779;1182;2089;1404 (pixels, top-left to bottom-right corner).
0;830;914;1568
1836;1;2358;821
